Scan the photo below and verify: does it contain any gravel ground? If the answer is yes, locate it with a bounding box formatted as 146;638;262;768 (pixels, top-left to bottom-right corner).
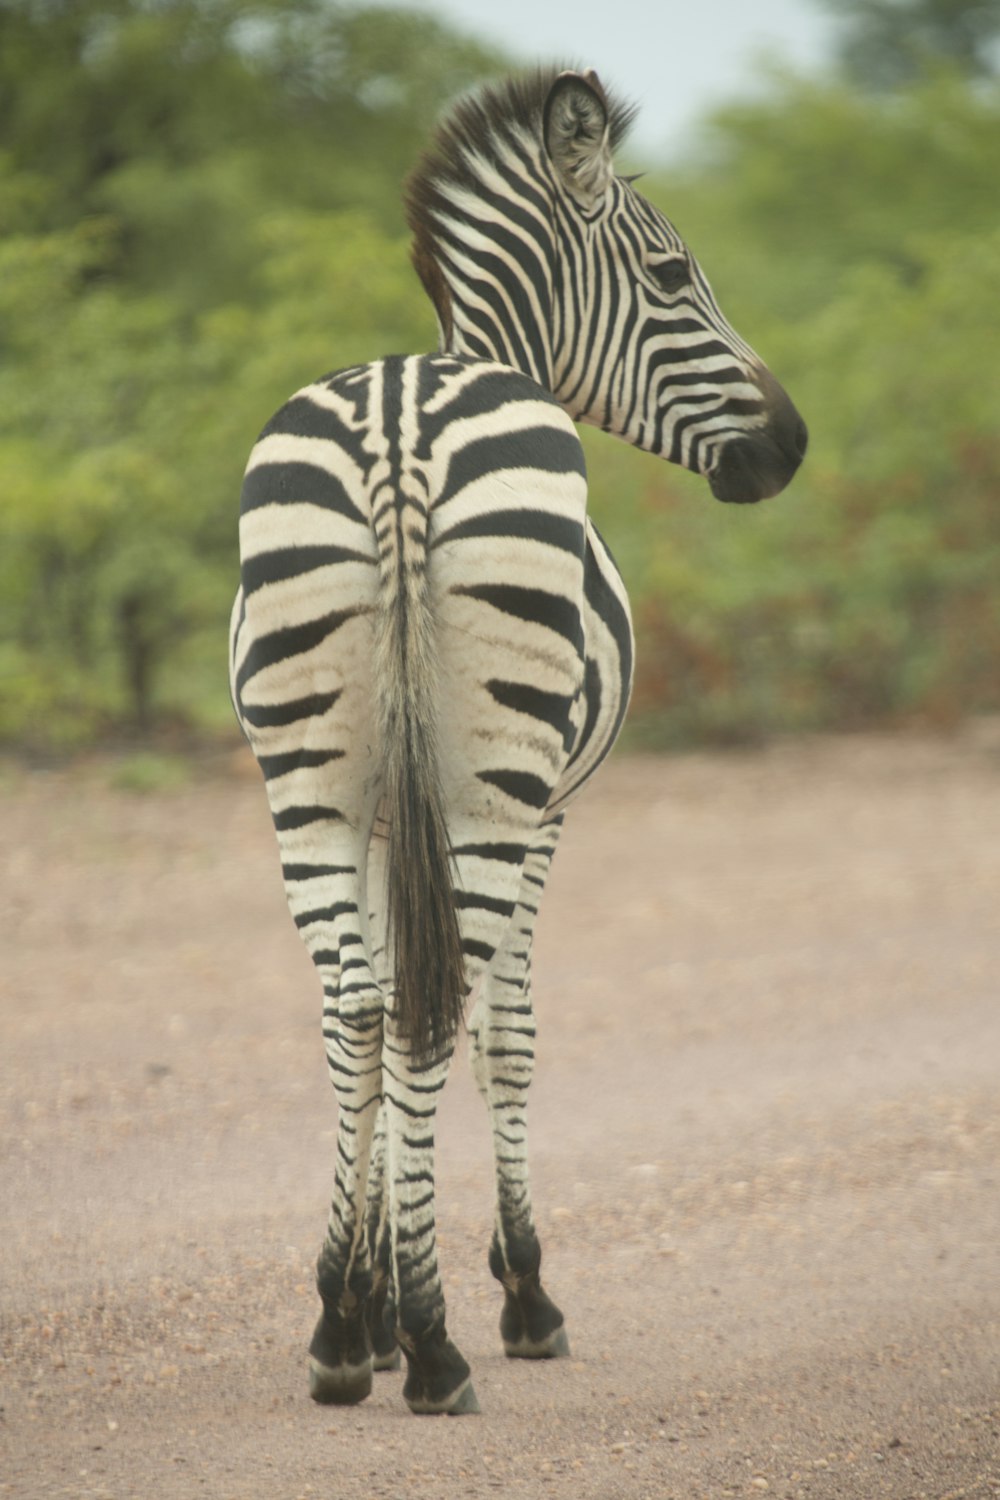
2;730;999;1500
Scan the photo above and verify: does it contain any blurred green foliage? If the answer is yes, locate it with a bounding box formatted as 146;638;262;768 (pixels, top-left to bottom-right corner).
0;0;496;745
816;0;1000;91
612;66;1000;743
1;0;998;748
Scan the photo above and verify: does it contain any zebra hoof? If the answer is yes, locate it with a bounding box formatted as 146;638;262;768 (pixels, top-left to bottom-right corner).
406;1376;480;1416
447;1380;481;1415
497;1268;568;1359
373;1346;401;1372
308;1355;373;1405
399;1322;477;1415
503;1323;571;1360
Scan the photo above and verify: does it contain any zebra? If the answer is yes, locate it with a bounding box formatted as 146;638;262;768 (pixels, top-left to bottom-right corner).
229;66;806;1417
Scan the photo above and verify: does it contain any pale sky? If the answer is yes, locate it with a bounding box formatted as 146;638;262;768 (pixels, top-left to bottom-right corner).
388;0;838;162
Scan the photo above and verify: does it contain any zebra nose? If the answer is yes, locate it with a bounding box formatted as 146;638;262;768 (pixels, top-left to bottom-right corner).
758;368;807;467
791;414;809;462
708;380;807;505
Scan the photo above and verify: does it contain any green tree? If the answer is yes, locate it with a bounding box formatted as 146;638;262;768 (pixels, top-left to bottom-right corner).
816;0;1000;89
593;71;1000;742
0;0;502;298
2;4;999;749
0;1;502;744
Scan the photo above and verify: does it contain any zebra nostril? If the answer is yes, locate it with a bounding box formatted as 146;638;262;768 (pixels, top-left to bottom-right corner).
793;417;809;461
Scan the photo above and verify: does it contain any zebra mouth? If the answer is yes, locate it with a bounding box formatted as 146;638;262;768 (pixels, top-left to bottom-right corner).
709;418;809;505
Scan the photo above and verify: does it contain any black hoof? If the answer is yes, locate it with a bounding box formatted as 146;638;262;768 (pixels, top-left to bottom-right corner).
498;1268;568;1360
308;1354;373;1405
308;1302;371;1404
503;1322;570;1360
406;1375;480;1415
399;1319;477;1416
366;1268;399;1372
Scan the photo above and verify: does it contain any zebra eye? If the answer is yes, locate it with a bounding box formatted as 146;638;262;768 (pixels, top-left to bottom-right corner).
650;258;690;296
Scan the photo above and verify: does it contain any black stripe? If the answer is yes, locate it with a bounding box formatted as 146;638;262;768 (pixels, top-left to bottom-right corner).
310;949;340;967
282;862;355;882
271;804;343;831
477;769;552;810
567;656;601;768
454;891;517;919
241;461;368;526
258;747;345;781
450;583;582;650
462;937;497;963
609;292;642;433
452;841;527;864
486;678;575;741
380;1092;436;1121
381;357;405;471
645;333;736;365
258;392;370;457
416;362;563;451
239;689;342;730
234;608;366;699
242;544;373;595
293;903;358;930
647;357;747;389
436;427;585;508
434;506;583;557
583;526;633;742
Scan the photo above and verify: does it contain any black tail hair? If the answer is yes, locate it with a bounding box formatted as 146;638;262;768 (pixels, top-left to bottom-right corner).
375;497;465;1060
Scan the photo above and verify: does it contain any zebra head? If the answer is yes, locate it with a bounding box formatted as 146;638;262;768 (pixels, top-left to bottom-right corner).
407;68;806;504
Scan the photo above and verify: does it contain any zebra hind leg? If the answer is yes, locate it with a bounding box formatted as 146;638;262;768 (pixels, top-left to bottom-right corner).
491;1243;569;1361
383;1024;479;1415
364;1102;400;1371
471;983;570;1361
307;972;385;1406
470;819;570;1361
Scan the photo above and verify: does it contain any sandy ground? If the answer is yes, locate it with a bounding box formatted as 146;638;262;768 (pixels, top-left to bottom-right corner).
2;730;999;1500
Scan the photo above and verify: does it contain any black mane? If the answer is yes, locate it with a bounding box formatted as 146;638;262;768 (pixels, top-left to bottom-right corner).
406;67;637;340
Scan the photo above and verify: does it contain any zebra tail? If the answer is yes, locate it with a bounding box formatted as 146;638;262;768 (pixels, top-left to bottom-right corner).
375;501;466;1060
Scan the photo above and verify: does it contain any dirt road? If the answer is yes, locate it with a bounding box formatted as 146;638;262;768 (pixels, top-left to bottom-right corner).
2;732;999;1499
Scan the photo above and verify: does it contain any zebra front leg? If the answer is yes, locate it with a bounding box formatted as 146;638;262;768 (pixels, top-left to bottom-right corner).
383;1023;478;1415
469;819;569;1361
308;983;384;1405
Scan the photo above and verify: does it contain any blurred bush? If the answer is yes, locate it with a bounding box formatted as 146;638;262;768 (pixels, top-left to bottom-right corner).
615;67;1000;743
0;0;498;746
1;1;997;748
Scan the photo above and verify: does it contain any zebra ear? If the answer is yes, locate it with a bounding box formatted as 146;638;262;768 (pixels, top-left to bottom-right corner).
543;70;615;214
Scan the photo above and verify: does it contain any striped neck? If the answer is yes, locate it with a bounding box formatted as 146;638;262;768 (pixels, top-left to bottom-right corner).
409;142;559;389
405;72;602;393
437;230;558;391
